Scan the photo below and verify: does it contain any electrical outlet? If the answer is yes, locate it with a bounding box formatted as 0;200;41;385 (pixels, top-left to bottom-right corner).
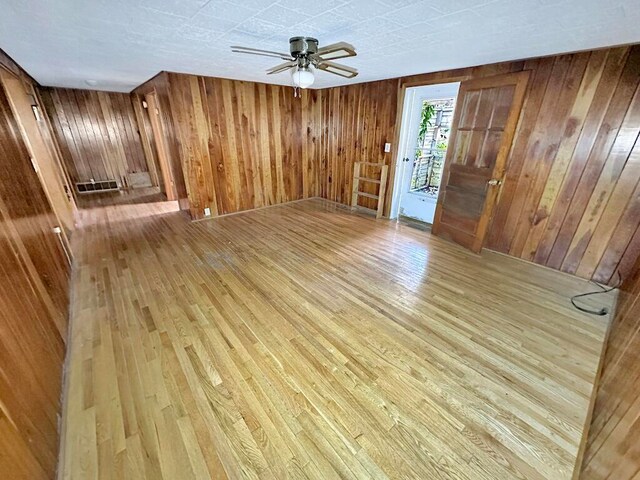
384;142;392;153
204;207;211;217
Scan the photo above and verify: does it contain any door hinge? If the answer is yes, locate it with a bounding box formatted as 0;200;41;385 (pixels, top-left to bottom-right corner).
31;105;42;122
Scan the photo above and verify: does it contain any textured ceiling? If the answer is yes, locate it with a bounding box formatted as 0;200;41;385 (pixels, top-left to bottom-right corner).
1;0;639;92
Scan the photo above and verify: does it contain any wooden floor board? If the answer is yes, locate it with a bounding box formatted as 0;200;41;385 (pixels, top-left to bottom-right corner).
60;197;612;479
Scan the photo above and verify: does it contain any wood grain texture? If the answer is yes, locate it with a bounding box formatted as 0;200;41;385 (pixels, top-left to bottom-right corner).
488;46;640;286
131;95;162;189
318;62;524;216
1;48;77;239
319;79;399;211
433;71;529;253
41;87;150;188
581;254;640;479
0;71;77;236
129;46;640;284
0;78;69;479
60;197;612;480
165;73;322;219
144;91;177;200
350;161;389;218
315;46;640;285
132;72;190;211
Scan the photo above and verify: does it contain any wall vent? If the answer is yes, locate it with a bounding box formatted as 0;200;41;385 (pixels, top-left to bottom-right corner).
76;180;119;194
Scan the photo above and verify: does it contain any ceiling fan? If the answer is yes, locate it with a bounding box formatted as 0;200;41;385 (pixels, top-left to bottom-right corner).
230;37;358;90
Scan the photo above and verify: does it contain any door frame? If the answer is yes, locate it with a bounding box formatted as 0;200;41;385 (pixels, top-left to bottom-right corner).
385;75;472;218
144;90;177;201
431;70;530;253
390;82;461;221
0;67;76;259
132;95;162;189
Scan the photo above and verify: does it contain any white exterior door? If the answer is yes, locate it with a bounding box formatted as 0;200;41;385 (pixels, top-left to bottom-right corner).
391;82;460;224
398;91;435;223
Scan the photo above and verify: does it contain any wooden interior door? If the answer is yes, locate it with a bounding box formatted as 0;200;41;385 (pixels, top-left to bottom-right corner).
0;79;68;479
1;70;76;237
145;92;176;200
432;71;529;253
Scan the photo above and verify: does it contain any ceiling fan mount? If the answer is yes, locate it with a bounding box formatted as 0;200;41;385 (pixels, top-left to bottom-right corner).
288;36;318;58
231;36;358;91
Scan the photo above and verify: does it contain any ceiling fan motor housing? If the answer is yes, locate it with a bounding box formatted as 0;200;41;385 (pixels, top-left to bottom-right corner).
289;37;318;58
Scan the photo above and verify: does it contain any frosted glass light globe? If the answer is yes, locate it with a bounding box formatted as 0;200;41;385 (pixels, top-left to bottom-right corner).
292;66;314;89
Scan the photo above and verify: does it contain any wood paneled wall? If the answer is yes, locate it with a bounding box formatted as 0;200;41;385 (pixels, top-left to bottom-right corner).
345;61;526;216
317;62;525;213
0;78;69;479
122;45;640;284
316;45;640;284
0;51;76;235
2;77;77;233
488;46;640;285
41;87;149;188
318;80;399;210
581;254;640;478
164;73;322;219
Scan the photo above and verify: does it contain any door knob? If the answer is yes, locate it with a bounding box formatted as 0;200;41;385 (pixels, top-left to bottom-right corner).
487;178;502;186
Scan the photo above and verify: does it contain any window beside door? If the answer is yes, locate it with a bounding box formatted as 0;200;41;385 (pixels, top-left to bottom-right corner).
409;97;455;198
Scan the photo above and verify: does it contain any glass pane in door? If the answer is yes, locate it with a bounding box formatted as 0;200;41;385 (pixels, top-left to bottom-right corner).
409;97;456;197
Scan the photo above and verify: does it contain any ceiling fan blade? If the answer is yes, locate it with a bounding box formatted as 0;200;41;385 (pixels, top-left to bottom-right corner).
267;61;297;75
315;41;357;61
230;46;292;61
317;60;358;79
232;50;292;61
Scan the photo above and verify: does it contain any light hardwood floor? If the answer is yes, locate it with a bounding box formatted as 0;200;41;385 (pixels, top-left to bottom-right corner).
60;198;612;480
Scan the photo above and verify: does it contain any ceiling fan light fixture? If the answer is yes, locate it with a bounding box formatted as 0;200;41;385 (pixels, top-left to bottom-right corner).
291;66;314;89
230;37;358;90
